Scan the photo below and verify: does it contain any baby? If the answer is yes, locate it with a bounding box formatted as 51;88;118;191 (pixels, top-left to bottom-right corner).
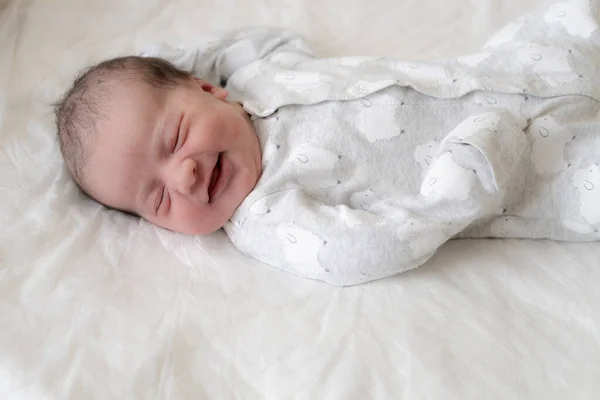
56;0;600;286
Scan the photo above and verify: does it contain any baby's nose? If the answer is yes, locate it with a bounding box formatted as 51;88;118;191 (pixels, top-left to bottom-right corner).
175;158;197;195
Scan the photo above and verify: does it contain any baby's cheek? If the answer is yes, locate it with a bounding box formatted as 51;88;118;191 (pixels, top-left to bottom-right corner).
143;213;172;233
173;200;222;235
170;201;201;234
225;113;248;143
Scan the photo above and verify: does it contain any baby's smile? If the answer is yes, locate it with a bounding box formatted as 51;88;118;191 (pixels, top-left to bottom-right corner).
208;152;232;202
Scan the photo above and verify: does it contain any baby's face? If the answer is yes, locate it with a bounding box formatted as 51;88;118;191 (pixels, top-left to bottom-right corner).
86;78;262;235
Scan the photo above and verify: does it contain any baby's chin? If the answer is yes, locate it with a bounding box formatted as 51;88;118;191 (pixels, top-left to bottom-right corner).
172;194;250;236
164;216;227;236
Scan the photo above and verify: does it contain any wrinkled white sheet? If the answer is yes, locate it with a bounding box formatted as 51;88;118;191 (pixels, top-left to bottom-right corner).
1;0;599;398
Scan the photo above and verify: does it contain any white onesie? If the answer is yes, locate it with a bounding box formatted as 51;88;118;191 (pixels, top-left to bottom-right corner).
143;0;600;285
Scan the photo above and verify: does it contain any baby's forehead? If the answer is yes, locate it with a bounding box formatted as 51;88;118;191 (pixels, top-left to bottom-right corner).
101;76;160;109
96;79;166;141
96;71;188;137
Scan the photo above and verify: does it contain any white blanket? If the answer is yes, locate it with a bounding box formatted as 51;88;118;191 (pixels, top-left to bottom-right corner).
1;0;599;398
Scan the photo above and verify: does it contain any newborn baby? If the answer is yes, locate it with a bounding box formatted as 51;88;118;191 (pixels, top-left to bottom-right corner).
56;0;600;285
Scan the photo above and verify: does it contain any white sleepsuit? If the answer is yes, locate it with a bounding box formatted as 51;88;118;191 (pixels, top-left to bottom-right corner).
142;0;600;285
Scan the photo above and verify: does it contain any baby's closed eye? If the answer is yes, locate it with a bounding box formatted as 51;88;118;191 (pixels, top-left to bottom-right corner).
155;186;170;214
171;113;185;153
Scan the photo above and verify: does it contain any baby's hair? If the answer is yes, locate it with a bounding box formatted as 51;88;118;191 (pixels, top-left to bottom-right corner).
54;55;193;198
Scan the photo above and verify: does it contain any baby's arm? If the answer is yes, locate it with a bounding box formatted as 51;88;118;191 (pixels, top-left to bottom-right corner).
139;28;313;86
227;110;529;286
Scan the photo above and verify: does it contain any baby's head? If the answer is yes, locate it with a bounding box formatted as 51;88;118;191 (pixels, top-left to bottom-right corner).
55;56;262;235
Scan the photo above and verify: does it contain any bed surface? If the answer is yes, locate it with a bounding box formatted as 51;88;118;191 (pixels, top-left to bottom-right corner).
1;0;599;398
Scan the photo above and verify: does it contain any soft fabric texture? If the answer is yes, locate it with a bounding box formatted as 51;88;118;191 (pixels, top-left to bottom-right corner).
146;0;600;285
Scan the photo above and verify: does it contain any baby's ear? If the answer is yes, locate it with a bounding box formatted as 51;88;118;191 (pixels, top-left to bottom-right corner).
210;86;229;101
194;78;228;100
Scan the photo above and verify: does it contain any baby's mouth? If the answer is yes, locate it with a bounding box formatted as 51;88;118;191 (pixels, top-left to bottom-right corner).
208;153;222;201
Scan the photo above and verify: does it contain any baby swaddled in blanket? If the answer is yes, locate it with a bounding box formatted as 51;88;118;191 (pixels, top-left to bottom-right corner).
55;0;600;285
